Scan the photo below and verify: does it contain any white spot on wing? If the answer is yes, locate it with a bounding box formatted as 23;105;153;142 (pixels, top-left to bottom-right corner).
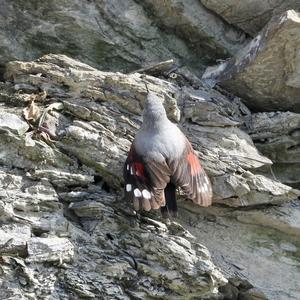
127;164;130;171
130;167;134;175
142;189;151;199
134;188;142;197
126;184;132;192
199;183;208;193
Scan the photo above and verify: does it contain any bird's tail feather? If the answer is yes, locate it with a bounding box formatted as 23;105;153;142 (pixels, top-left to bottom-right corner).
161;182;177;218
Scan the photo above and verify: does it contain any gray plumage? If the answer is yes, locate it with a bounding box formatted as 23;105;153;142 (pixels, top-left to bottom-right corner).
136;92;186;160
124;91;213;216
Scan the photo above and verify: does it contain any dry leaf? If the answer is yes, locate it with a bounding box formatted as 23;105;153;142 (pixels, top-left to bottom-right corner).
23;101;41;123
22;90;47;103
36;90;47;102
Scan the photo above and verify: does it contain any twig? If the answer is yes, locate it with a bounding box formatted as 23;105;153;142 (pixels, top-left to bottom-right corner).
129;59;175;76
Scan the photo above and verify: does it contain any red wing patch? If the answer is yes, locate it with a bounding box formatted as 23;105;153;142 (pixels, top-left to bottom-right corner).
133;162;146;180
172;141;212;207
124;144;164;211
186;152;202;176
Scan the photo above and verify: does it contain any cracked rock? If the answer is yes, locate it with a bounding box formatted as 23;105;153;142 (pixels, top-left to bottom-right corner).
203;10;300;112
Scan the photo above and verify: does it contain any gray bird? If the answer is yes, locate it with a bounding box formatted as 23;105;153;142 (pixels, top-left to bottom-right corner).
124;91;212;217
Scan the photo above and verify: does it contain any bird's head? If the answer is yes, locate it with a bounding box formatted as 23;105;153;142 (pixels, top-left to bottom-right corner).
143;92;167;127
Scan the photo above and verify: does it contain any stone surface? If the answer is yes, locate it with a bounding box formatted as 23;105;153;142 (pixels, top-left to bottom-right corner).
0;224;31;256
178;202;300;300
0;112;29;135
0;54;231;300
202;10;300;113
0;54;298;299
247;112;300;188
235;201;300;238
201;0;300;36
3;54;297;207
137;0;249;57
27;237;74;263
212;172;298;207
0;0;249;77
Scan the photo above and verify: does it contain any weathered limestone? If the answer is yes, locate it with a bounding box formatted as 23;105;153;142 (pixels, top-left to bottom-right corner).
3;54;297;206
0;165;228;299
0;0;248;76
137;0;249;56
201;0;300;35
203;10;300;112
0;224;31;256
27;237;74;263
0;112;29;135
247;112;300;188
0;54;298;299
179;202;300;300
0;54;230;300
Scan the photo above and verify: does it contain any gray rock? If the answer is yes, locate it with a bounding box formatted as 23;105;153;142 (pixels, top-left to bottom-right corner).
0;0;248;76
235;202;300;237
0;224;31;256
137;0;249;56
26;237;74;263
0;54;298;299
69;199;115;218
0;112;29;135
212;172;298;207
201;0;300;36
28;169;94;188
178;203;300;300
4;54;297;207
247;111;300;188
202;10;300;112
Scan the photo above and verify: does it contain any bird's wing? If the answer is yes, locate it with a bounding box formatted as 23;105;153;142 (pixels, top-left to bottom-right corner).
170;139;213;207
124;143;171;211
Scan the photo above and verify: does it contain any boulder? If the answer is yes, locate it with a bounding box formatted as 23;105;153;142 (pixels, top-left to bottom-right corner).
137;0;249;56
201;0;300;36
0;0;248;76
202;10;300;113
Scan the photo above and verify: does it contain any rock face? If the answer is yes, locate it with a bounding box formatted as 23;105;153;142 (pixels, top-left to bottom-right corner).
3;54;297;208
0;53;298;299
0;168;227;299
203;10;300;112
179;201;300;300
0;2;299;299
0;54;227;300
201;0;300;36
247;112;300;188
0;171;227;300
0;0;249;76
136;0;249;56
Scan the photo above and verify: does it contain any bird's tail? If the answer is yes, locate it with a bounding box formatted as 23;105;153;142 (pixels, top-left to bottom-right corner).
161;182;177;218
